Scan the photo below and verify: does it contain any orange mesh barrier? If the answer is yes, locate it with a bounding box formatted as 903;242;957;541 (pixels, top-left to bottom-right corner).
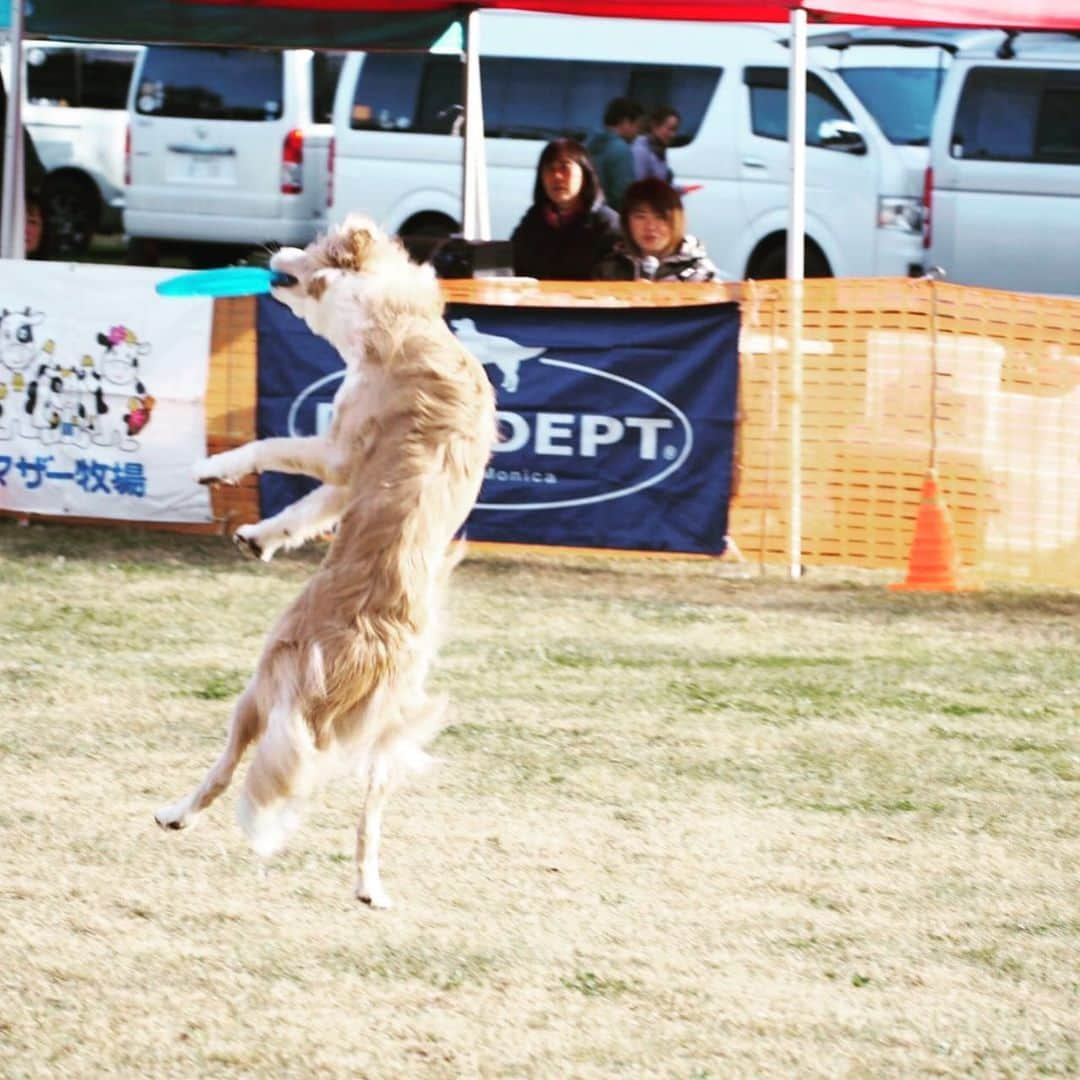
205;296;260;530
733;279;1080;588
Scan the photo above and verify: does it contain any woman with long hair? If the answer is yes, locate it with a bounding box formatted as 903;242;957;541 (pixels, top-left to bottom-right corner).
510;138;621;280
593;178;720;282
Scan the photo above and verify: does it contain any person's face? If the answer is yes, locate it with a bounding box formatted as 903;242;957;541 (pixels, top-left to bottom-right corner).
541;155;585;209
614;117;639;142
652;114;680;146
627;205;673;257
25;204;43;254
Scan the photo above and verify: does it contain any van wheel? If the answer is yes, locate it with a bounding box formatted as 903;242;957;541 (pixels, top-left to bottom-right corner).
42;174;99;258
748;238;831;280
187;243;251;269
126;238;160;266
399;215;457;264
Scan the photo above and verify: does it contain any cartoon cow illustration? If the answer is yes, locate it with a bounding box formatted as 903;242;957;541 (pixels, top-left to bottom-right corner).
85;325;156;450
451;318;545;394
0;307;56;438
24;361;92;447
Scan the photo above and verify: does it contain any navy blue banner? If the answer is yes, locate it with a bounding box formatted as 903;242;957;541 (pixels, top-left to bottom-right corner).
257;296;739;555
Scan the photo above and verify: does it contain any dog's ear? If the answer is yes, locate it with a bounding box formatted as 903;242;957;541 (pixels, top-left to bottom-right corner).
324;222;375;272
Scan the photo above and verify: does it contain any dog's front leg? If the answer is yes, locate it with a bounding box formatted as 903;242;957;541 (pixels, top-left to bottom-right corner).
233;483;349;562
195;436;343;487
354;755;394;909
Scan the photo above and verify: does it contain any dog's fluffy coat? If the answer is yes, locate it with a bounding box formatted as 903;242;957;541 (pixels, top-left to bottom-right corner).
154;216;496;907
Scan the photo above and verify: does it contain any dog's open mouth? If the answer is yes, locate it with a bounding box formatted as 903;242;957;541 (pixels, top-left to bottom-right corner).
269;271;299;288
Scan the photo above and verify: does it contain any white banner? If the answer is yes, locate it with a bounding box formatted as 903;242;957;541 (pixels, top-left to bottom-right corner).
0;261;214;523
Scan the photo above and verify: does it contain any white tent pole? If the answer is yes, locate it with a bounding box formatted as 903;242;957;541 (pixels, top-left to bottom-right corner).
786;8;807;283
1;0;26;260
469;12;490;240
461;10;490;241
461;14;475;239
786;7;807;579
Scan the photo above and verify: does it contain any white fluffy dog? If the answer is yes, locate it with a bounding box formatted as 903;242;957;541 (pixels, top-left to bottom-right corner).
154;216;497;907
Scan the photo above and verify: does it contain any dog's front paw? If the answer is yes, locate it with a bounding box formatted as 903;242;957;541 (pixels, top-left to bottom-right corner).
194;446;253;486
193;456;233;486
232;526;265;561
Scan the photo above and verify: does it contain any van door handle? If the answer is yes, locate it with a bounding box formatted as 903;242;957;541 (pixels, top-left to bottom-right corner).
741;157;767;169
168;143;237;156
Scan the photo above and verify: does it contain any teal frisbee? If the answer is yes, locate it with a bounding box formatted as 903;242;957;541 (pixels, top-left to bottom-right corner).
155;266;297;298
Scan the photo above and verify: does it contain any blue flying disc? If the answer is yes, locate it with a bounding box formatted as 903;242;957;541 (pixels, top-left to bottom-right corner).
155;266;297;298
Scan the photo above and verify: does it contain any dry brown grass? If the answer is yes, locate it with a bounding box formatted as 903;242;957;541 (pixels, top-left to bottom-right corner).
0;521;1077;1078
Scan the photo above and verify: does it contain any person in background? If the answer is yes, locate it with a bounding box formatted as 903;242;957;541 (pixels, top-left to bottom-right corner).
25;195;44;258
510;138;621;280
593;178;719;282
585;96;643;211
632;105;681;187
0;75;48;231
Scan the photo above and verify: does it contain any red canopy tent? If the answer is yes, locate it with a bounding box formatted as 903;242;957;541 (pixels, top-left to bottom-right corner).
191;0;1080;31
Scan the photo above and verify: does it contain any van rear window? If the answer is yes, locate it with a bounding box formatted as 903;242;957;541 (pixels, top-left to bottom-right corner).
952;67;1080;164
350;53;720;144
26;46;137;110
135;47;284;121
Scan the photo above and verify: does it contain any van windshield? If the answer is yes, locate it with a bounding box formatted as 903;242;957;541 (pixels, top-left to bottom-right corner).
838;67;946;145
135;47;284;121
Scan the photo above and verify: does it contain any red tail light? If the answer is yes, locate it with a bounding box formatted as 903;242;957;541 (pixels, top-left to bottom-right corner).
921;166;933;250
281;128;304;195
124;124;131;187
326;136;335;209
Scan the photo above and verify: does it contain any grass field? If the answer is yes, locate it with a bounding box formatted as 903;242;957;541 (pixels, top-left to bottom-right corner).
0;520;1077;1078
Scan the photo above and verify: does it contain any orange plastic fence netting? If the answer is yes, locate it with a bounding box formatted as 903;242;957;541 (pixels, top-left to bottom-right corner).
204;296;260;531
733;278;1080;588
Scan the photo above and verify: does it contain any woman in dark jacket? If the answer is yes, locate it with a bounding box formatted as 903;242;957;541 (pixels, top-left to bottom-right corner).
511;138;621;280
593;178;720;282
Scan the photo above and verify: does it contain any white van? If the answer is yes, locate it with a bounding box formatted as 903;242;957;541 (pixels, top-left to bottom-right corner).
924;34;1080;296
329;16;974;278
14;42;142;255
124;46;343;264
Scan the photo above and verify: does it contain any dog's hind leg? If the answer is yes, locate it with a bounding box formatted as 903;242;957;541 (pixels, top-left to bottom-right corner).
354;753;394;909
154;681;262;832
236;699;316;858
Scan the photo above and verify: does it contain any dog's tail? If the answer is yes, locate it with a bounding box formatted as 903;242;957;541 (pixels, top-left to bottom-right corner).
236;700;316;858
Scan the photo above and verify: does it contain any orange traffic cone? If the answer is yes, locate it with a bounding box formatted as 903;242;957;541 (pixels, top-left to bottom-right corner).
890;469;977;593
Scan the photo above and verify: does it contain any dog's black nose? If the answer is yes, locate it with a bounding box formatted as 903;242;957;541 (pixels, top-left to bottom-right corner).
269;272;298;288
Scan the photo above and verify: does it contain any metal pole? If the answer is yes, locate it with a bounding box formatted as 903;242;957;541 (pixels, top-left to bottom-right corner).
786;7;807;579
461;11;490;241
786;8;807;284
2;0;26;259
